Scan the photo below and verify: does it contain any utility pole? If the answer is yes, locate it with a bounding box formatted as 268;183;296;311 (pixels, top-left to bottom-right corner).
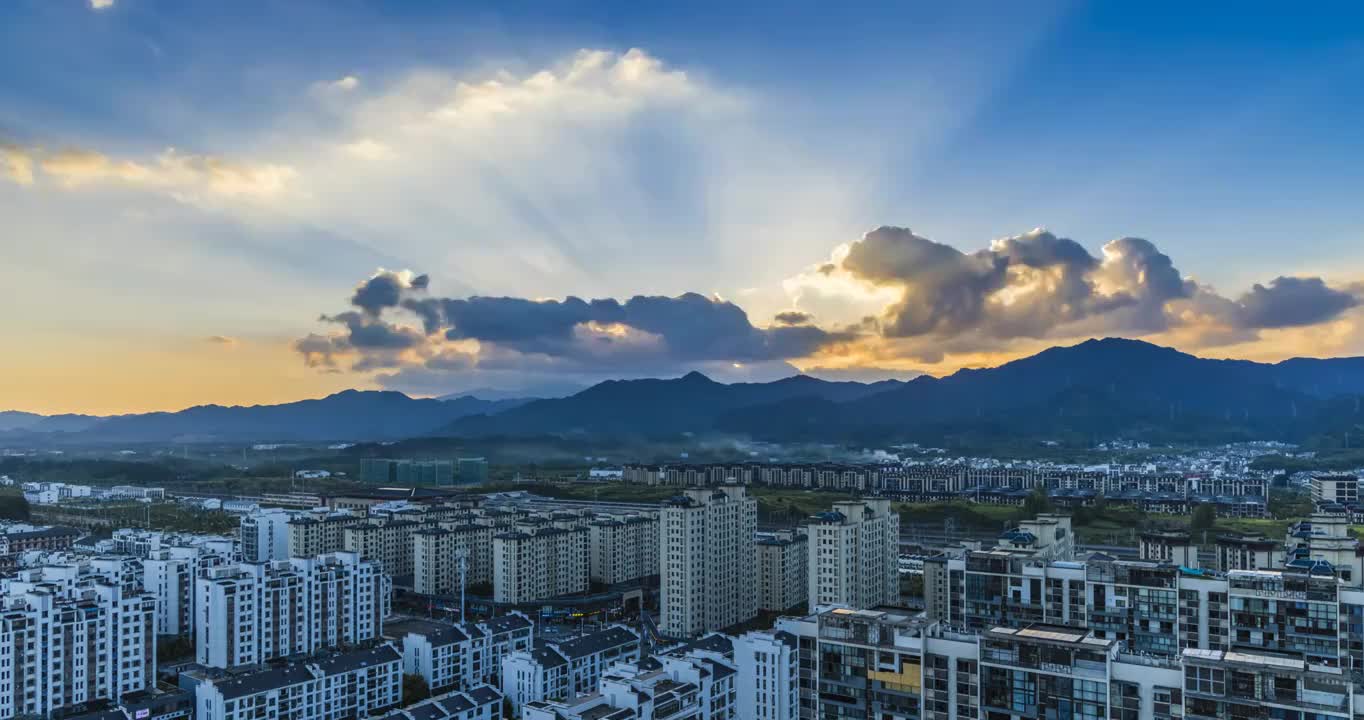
456;549;469;625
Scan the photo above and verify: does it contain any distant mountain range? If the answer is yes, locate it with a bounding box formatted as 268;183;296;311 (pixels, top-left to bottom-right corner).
439;373;905;437
0;392;532;444
5;338;1363;446
439;338;1364;444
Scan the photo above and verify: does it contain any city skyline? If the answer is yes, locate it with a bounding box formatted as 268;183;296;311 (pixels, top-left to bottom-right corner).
4;2;1364;414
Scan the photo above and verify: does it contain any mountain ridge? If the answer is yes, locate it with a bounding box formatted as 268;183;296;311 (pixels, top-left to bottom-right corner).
6;339;1363;445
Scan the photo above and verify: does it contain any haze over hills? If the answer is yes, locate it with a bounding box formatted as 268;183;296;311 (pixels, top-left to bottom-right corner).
4;339;1363;446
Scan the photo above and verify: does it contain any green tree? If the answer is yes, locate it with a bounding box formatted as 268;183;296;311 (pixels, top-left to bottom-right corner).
156;635;194;663
1190;503;1216;531
0;494;31;521
1021;487;1053;518
402;674;430;706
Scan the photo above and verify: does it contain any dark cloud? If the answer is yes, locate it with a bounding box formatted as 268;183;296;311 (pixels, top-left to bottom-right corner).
773;311;813;326
293;333;351;368
321;311;425;349
300;233;1364;386
842;226;1007;337
303;276;855;381
1234;276;1360;329
351;270;427;316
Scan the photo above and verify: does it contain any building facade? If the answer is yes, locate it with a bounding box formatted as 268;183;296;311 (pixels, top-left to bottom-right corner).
805;499;899;610
195;551;391;669
660;486;757;638
755;530;808;613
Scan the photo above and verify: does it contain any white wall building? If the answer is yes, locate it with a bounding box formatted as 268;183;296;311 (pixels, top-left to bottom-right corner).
755;530;807;612
660;486;757;638
501;626;639;710
805;499;899;610
0;567;157;719
143;542;234;635
185;644;402;720
195;551;390;669
589;513;660;586
732;630;799;720
492;525;589;604
387;613;534;693
240;508;294;563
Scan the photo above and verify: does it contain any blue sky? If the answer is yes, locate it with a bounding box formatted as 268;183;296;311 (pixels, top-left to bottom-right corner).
2;1;1362;413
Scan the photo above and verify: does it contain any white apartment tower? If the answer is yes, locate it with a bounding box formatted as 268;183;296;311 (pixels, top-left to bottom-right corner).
588;513;660;585
660;485;757;638
195;551;390;669
492;525;589;604
240;508;293;563
755;530;808;612
733;630;800;720
0;570;156;719
805;498;899;610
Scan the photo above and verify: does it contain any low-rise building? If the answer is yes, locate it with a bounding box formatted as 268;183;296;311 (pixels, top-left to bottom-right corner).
1139;530;1199;568
370;686;504;720
501;626;640;710
386;613;534;692
183;644;403;720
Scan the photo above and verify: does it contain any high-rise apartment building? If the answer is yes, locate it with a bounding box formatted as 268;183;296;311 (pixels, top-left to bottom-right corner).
0;567;157;719
660;485;757;638
588;513;659;586
142;543;234;636
492;525;589;604
413;522;495;595
195;551;391;669
755;530;808;612
805;499;899;610
342;519;421;578
240;508;293;563
733;630;800;720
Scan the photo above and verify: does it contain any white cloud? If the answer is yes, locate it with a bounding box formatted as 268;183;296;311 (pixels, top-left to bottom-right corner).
0;144;296;204
89;0;114;10
0;144;35;185
329;75;360;92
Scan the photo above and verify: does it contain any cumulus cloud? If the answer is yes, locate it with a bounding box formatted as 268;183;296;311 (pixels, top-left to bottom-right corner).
350;269;429;316
790;226;1358;358
89;0;114;9
298;270;856;392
